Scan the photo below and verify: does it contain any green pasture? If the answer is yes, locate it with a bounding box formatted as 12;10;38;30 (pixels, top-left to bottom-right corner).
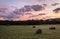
0;24;60;39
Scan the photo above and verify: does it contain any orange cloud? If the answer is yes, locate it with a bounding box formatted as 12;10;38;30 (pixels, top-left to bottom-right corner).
18;10;60;21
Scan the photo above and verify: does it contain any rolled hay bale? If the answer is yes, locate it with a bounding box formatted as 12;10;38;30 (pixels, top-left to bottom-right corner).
49;27;56;30
36;29;42;34
33;25;36;28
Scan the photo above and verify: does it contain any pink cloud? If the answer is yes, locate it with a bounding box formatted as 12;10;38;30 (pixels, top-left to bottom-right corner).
51;3;59;6
0;6;16;16
0;17;5;20
7;6;16;12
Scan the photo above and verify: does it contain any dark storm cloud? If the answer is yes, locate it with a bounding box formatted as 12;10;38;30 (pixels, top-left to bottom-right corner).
51;3;59;6
53;8;60;13
31;5;45;11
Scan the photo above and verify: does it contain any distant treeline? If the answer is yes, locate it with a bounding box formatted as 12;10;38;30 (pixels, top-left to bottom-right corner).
0;19;60;25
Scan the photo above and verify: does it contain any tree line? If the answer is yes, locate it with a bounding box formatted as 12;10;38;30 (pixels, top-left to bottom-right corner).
0;19;60;25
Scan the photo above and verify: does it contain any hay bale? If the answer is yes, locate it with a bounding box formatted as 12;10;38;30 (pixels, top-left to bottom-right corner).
49;27;56;30
33;25;35;28
36;29;42;34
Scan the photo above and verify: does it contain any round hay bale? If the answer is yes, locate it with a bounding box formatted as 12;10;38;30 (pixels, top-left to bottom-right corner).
49;27;56;30
36;29;42;34
33;25;36;28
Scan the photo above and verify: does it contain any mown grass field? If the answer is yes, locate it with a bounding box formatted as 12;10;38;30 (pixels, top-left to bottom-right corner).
0;24;60;39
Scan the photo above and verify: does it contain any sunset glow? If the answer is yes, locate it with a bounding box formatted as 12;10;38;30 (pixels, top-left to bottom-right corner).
0;0;60;21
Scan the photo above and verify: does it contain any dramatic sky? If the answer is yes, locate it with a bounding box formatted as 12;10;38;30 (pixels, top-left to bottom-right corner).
0;0;60;21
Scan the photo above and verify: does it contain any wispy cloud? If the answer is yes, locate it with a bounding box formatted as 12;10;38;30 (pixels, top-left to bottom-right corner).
51;3;59;6
43;4;47;7
53;8;60;13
